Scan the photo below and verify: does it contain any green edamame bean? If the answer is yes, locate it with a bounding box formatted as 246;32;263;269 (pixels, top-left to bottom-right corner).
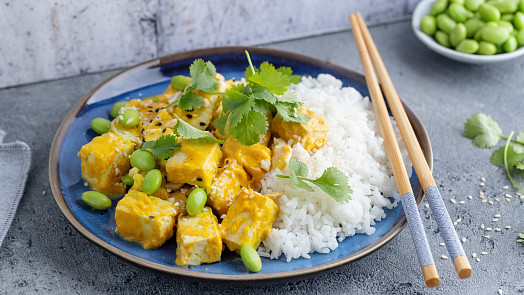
479;3;501;21
474;28;484;40
141;96;159;102
520;0;524;12
465;0;485;11
421;16;437;35
478;41;498;54
450;3;473;22
498;20;515;32
90;118;111;135
240;244;262;273
484;21;499;28
435;30;452;47
465;18;485;37
450;23;468;46
503;35;518;51
501;13;515;21
431;0;449;15
186;188;207;216
492;0;517;13
110;101;127;118
142;169;162;195
456;39;480;53
130;150;156;171
122;174;134;186
450;0;465;4
514;11;524;30
437;14;458;34
171;75;192;91
517;29;524;45
82;191;112;210
481;25;510;43
119;109;141;128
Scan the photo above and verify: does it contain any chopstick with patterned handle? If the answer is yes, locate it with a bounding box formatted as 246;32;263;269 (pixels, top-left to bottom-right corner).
353;12;472;280
349;13;440;288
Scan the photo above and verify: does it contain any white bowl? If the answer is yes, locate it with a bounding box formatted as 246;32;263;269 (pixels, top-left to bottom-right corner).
412;0;524;64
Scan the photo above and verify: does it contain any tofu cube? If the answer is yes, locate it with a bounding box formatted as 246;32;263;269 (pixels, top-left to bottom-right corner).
271;106;329;151
270;138;293;171
208;158;250;216
115;190;180;249
165;139;222;189
141;109;176;142
221;188;279;252
78;133;134;196
174;91;221;130
221;137;271;186
175;207;222;266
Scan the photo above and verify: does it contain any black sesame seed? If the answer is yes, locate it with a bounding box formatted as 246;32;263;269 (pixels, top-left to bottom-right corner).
162;129;166;133
155;122;163;126
149;119;153;123
154;108;160;112
199;122;206;126
149;216;155;219
186;114;193;119
196;178;202;181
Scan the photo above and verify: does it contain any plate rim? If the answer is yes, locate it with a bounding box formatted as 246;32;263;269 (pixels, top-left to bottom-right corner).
49;46;433;284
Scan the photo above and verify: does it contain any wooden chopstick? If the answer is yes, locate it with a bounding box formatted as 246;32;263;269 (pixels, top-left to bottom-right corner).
354;12;472;280
349;13;440;288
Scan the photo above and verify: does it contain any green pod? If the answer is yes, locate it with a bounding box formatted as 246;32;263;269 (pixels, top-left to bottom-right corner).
240;245;262;273
501;13;515;21
431;0;449;15
171;75;192;91
122;174;134;186
456;39;480;53
451;23;468;46
141;96;159;102
186;188;207;216
90;118;111;135
119;109;141;128
110;101;127;118
520;0;524;12
435;30;452;47
421;15;438;35
477;41;498;54
499;20;515;32
517;29;524;45
130;150;156;171
479;3;501;21
450;3;473;22
491;0;518;13
465;0;485;11
481;25;511;43
142;169;162;195
82;191;112;210
465;18;485;37
437;14;458;34
514;11;524;30
503;35;519;51
450;0;465;4
474;28;484;40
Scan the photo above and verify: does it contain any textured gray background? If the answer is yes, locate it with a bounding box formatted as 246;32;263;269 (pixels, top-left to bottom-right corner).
1;19;524;294
0;0;418;88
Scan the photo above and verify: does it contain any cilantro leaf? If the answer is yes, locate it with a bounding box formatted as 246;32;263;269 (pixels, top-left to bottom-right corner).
248;68;290;95
277;66;301;84
189;59;218;92
464;113;503;148
490;145;524;168
178;89;204;111
275;102;310;124
513;130;524;153
140;135;181;159
251;87;277;104
214;112;230;136
229;97;255;128
307;168;353;203
229;111;268;145
289;158;308;177
173;114;225;144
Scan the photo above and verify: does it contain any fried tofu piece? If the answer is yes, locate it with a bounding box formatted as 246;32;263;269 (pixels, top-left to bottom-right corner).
175;207;222;266
208;158;250;216
271;106;329;151
165;139;222;189
78;133;134;196
270;138;293;171
127;167;172;200
115;190;180;249
221;188;279;252
141;109;176;142
221;137;271;186
109;109;143;147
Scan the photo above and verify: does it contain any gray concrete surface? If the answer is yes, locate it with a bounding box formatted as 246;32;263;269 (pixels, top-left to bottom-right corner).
1;20;524;294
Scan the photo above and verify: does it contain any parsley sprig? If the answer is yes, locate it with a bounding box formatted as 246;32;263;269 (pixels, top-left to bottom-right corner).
173;114;225;144
464;113;524;194
276;158;352;203
140;135;181;159
215;51;309;145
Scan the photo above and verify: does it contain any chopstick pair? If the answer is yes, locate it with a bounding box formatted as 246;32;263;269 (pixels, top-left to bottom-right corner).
348;13;472;288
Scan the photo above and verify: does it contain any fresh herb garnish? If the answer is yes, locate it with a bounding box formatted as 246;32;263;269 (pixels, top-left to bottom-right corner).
276;158;352;203
140;134;181;159
464;114;524;194
215;51;309;145
173;114;225;144
518;231;524;244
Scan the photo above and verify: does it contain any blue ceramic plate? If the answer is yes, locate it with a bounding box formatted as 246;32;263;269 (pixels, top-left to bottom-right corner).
49;47;432;284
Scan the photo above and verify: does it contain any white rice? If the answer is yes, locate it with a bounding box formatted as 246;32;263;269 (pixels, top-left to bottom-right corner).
258;74;410;261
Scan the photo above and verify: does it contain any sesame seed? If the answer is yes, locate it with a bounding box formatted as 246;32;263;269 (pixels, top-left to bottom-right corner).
468;195;473;199
505;226;511;229
493;218;499;222
484;235;491;239
439;242;445;246
482;199;487;203
481;224;485;229
495;228;501;232
521;195;524;200
506;198;511;202
480;182;485;186
454;221;458;226
42;190;47;196
472;253;477;258
517;191;522;196
505;194;512;198
489;201;494;205
486;227;492;231
480;191;485;195
480;177;486;182
481;252;488;255
441;255;448;259
502;186;509;190
450;198;456;203
84;182;88;186
425;203;429;208
495;198;500;202
459;201;465;204
480;195;485;199
456;218;462;223
476;257;480;262
461;237;466;243
494;214;501;218
518;239;523;243
498;289;503;295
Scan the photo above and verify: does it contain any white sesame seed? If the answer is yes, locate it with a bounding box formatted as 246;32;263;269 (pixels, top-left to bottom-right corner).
439;242;445;246
517;191;522;196
495;228;501;232
459;201;466;205
498;289;503;295
461;237;467;243
518;239;523;243
493;218;499;222
489;201;494;205
481;224;485;229
453;221;458;226
42;190;47;196
481;252;488;255
481;177;486;182
495;198;500;202
484;235;491;239
502;186;509;190
84;182;88;186
476;257;480;262
450;198;456;203
482;199;487;203
521;195;524;200
494;214;501;218
425;203;429;208
456;218;462;223
441;255;448;259
480;191;485;195
505;226;511;229
506;198;511;202
486;227;492;231
480;182;485;186
480;195;485;199
505;194;512;198
468;195;473;199
472;253;477;258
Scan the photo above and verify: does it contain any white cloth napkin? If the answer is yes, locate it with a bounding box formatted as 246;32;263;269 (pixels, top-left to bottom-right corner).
0;129;31;247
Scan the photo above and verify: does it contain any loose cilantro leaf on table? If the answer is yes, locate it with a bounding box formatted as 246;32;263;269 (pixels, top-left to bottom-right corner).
518;232;524;244
277;158;353;203
173;114;225;144
464;113;503;148
140;135;181;159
